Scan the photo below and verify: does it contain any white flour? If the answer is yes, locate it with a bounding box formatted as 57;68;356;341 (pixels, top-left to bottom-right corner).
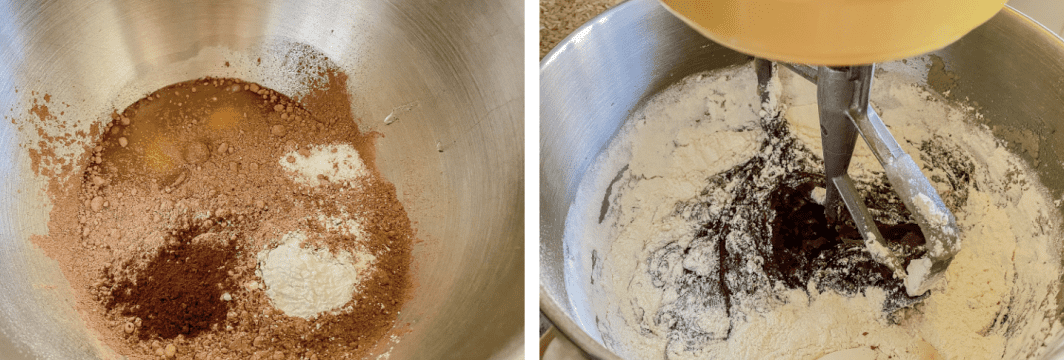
257;228;376;319
564;63;1062;359
279;144;369;186
259;151;376;318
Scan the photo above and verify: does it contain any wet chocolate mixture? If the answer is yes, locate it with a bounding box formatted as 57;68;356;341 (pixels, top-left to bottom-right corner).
634;111;976;341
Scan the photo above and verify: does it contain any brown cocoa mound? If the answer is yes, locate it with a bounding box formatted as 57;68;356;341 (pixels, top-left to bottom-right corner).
104;226;238;340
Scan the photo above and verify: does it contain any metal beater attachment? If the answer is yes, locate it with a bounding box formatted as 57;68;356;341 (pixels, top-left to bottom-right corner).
779;63;961;297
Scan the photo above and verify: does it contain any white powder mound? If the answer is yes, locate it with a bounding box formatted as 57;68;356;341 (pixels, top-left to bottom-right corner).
279;144;369;186
257;231;376;319
564;62;1063;360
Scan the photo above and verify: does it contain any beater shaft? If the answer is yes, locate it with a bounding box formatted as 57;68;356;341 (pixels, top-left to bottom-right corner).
782;63;961;297
816;66;862;225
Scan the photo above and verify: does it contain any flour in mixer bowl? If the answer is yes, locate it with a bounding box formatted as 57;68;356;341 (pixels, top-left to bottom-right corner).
563;62;1063;359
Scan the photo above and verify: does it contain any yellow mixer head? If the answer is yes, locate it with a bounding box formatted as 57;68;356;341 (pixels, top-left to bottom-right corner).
659;0;1007;65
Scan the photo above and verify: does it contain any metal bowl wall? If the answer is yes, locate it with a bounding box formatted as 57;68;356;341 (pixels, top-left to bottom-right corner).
0;0;522;358
540;0;1064;358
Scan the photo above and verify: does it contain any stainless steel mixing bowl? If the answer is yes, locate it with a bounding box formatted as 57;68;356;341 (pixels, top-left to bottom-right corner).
0;1;522;358
541;0;1064;358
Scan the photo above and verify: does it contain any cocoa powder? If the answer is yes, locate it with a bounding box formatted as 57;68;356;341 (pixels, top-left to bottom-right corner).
105;232;239;340
33;68;414;359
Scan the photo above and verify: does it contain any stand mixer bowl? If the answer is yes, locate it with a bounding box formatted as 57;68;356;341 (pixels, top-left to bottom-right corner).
0;0;523;358
541;0;1064;358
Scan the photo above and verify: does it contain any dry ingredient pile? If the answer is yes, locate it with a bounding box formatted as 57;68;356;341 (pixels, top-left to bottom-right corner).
34;73;414;359
563;62;1063;359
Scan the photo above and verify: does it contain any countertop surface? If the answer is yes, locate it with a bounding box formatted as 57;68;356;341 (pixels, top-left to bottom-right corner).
539;0;623;59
